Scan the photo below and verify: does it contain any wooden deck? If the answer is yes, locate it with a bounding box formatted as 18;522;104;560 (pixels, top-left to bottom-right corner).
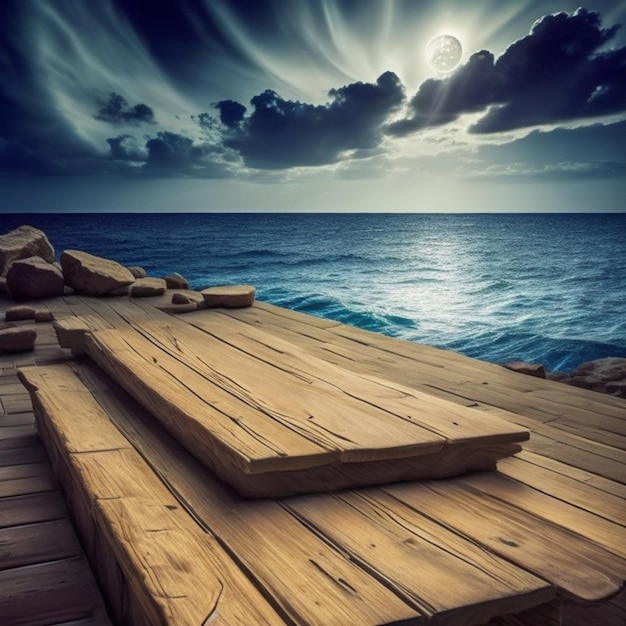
0;312;112;625
2;293;625;625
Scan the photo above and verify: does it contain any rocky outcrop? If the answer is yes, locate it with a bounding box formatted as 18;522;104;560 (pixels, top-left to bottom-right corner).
0;225;55;276
201;285;256;308
129;277;167;297
0;327;36;353
60;250;135;296
164;273;189;290
501;361;546;379
568;358;626;398
6;256;65;299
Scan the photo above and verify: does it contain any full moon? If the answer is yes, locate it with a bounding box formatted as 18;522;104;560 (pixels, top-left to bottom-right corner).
425;34;463;72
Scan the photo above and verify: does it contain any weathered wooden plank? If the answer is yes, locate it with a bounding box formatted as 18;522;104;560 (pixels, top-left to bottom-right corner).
0;445;48;467
82;320;526;496
0;394;34;415
0;519;82;570
84;328;329;465
53;314;117;354
478;406;626;483
546;416;626;450
0;461;50;483
0;558;103;626
18;366;133;455
0;473;54;497
75;359;426;626
0;433;39;453
498;455;626;525
0;492;67;528
0;380;30;395
286;489;554;625
386;480;626;602
89;325;447;463
458;470;626;559
0;424;37;442
186;313;529;446
95;496;286;626
510;450;626;499
0;411;35;427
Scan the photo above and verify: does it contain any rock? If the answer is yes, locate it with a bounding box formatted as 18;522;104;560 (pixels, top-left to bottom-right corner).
201;285;256;309
60;250;135;296
0;225;55;276
605;381;626;398
501;361;546;379
127;266;147;279
0;327;36;353
0;277;6;294
35;310;54;323
6;256;65;299
569;357;626;396
548;371;571;383
163;272;189;290
5;305;37;322
129;277;167;297
171;291;204;306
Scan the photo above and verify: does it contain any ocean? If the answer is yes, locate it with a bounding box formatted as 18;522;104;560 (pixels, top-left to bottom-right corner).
2;212;625;373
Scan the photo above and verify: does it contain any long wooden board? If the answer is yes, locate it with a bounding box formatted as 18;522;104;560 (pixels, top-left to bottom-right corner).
80;317;527;497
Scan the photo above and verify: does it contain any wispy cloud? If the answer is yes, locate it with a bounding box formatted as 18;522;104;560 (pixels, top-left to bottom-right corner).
0;1;624;186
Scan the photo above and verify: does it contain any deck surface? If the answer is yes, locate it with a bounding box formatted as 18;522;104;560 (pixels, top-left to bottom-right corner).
2;293;626;626
0;312;112;626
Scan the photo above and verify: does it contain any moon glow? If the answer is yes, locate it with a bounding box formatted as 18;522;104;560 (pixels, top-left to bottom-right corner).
425;34;463;72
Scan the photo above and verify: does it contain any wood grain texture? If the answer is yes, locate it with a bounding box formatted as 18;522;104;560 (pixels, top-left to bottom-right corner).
0;558;102;626
80;315;527;496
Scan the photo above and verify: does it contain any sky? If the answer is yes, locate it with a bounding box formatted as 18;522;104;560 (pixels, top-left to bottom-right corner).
1;0;625;213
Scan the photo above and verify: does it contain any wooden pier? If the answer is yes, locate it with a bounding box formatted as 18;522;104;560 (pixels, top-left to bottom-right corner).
1;293;625;625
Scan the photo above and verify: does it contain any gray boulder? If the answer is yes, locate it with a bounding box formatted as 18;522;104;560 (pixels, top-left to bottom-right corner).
60;250;135;296
0;225;55;276
6;256;65;299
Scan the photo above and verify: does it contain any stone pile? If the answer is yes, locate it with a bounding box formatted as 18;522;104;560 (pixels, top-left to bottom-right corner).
1;224;256;353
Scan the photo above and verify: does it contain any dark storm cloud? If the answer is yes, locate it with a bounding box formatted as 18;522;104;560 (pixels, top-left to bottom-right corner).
215;100;247;127
95;93;155;125
1;0;625;182
388;8;626;136
222;71;405;168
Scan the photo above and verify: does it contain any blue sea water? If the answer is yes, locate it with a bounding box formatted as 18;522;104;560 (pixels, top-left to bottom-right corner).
3;212;626;373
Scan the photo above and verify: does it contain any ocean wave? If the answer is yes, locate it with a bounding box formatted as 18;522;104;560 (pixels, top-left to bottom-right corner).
449;331;626;373
9;212;624;373
260;290;418;335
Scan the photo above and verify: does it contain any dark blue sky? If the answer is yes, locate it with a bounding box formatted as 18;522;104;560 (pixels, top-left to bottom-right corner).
1;0;625;212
